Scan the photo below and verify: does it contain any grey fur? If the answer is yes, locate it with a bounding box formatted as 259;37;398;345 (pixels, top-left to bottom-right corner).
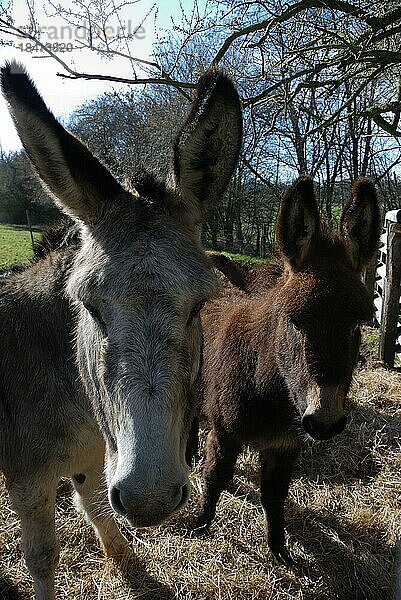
0;62;242;599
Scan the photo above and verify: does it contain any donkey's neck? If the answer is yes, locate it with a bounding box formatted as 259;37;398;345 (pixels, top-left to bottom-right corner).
246;290;288;388
1;247;76;355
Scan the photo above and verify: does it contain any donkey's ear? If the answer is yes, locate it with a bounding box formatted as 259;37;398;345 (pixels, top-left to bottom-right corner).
276;176;320;269
339;177;380;272
1;61;124;225
166;70;242;224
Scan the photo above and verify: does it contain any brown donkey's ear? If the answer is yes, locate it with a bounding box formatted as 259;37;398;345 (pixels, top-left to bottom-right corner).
340;177;381;272
166;69;242;224
276;176;320;270
0;61;124;225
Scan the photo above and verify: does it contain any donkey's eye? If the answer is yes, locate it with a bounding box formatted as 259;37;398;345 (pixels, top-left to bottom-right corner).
187;300;206;326
290;319;301;333
83;302;105;328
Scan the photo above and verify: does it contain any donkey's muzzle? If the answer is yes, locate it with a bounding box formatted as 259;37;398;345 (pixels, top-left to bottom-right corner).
109;482;190;527
302;414;347;440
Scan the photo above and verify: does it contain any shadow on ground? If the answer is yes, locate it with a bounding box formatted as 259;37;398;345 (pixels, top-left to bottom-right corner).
0;574;27;600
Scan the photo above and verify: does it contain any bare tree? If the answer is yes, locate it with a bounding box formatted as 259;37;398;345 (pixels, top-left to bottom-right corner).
2;0;401;252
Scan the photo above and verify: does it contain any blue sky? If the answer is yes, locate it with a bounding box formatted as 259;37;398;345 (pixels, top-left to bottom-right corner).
0;0;207;151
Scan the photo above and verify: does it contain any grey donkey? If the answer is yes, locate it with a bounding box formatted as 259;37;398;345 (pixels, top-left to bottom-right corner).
0;61;242;599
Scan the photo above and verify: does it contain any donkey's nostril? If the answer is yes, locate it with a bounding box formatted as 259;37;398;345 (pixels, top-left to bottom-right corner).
175;484;190;512
302;414;316;437
110;486;128;517
302;414;347;440
331;415;347;436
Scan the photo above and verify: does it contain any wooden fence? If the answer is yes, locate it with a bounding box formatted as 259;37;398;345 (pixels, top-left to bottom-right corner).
374;209;401;368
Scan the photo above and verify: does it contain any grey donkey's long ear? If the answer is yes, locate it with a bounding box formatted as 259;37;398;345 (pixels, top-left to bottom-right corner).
167;70;242;224
1;61;124;224
339;177;380;272
276;176;320;270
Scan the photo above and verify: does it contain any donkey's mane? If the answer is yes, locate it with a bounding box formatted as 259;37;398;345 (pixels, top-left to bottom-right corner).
213;224;359;297
129;169;166;202
32;218;81;261
1;168;164;280
0;264;26;278
0;219;81;280
211;254;283;297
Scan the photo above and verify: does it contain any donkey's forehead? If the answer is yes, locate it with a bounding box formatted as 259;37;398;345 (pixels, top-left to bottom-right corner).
70;211;217;301
281;267;372;325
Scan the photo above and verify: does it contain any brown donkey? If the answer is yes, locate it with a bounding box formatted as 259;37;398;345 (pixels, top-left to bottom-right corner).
0;62;242;599
194;176;380;565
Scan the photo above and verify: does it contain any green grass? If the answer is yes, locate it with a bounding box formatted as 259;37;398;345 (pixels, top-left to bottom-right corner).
208;250;271;264
364;330;379;354
0;224;41;268
0;228;271;271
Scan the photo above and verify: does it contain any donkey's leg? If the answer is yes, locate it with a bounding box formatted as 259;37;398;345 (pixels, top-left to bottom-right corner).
193;428;240;529
185;416;200;467
7;477;58;600
71;461;129;558
259;447;300;566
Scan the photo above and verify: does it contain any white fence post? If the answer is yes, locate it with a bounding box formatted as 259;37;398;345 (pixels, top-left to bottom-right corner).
374;209;401;367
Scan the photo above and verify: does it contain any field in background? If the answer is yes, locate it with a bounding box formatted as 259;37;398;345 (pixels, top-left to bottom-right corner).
0;223;265;270
0;224;40;268
218;251;270;265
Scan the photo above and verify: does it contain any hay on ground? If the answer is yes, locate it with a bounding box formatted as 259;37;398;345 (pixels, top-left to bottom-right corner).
0;350;400;599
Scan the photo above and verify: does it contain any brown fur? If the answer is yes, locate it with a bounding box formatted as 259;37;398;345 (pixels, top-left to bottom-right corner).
194;176;380;565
